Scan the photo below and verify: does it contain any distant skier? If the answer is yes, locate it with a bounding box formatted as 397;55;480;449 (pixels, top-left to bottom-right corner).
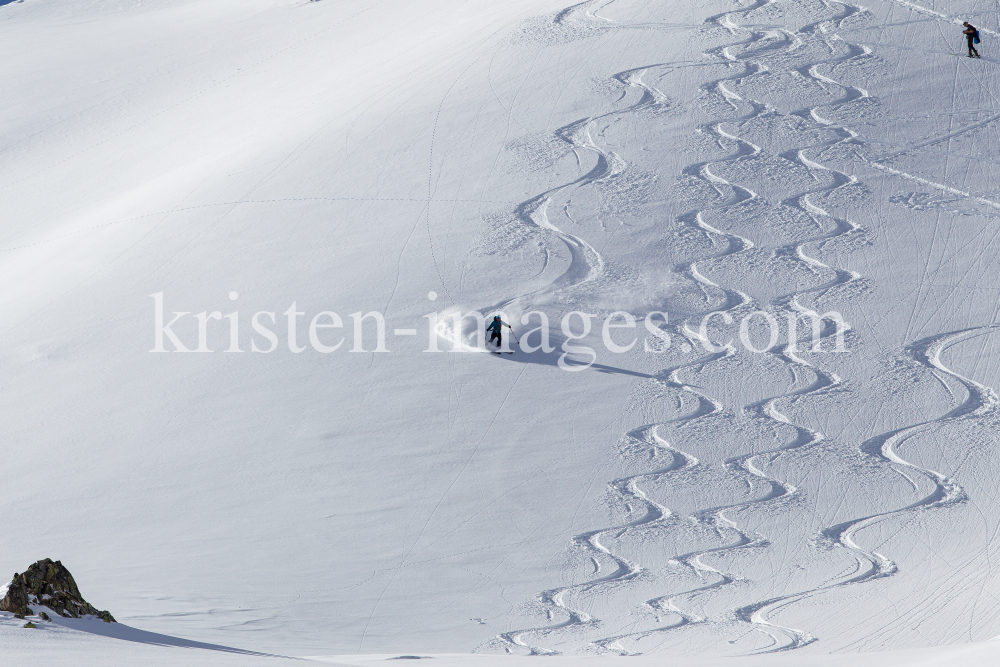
486;315;511;350
963;22;981;58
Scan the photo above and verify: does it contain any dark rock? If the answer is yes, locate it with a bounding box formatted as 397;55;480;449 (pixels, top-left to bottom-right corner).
38;611;50;621
0;559;116;622
2;577;29;617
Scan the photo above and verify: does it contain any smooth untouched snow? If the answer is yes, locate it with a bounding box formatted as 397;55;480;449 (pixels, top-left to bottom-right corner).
2;0;1000;664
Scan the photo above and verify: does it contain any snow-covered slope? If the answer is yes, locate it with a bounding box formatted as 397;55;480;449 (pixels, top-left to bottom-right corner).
2;0;1000;663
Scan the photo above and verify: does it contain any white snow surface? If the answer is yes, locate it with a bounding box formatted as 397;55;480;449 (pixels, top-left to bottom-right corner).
3;0;1000;664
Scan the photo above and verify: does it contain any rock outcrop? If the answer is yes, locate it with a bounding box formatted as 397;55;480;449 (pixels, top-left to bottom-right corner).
0;559;115;622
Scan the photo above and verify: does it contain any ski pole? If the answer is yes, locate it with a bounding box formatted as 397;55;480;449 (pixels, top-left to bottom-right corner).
509;327;519;344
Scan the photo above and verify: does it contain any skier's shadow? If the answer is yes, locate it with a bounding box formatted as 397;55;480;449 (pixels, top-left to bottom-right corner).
493;331;653;378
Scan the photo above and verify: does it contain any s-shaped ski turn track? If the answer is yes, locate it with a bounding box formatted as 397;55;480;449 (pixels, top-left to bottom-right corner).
809;328;999;613
485;0;888;657
701;2;1000;653
696;329;1000;653
715;4;875;653
587;0;883;656
497;425;700;655
662;1;889;653
489;0;828;656
598;2;871;655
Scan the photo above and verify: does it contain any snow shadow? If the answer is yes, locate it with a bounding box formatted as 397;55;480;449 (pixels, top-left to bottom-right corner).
47;615;296;659
0;0;23;6
494;331;653;378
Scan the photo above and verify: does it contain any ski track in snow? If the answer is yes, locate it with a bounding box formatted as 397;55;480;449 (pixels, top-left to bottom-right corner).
682;1;1000;654
593;0;875;654
593;1;860;653
732;3;1000;655
786;326;1000;644
485;3;684;653
490;0;821;654
498;425;699;655
487;0;1000;657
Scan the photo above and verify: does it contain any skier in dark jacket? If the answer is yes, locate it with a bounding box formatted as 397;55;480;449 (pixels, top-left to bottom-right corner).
486;315;511;349
964;22;981;58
